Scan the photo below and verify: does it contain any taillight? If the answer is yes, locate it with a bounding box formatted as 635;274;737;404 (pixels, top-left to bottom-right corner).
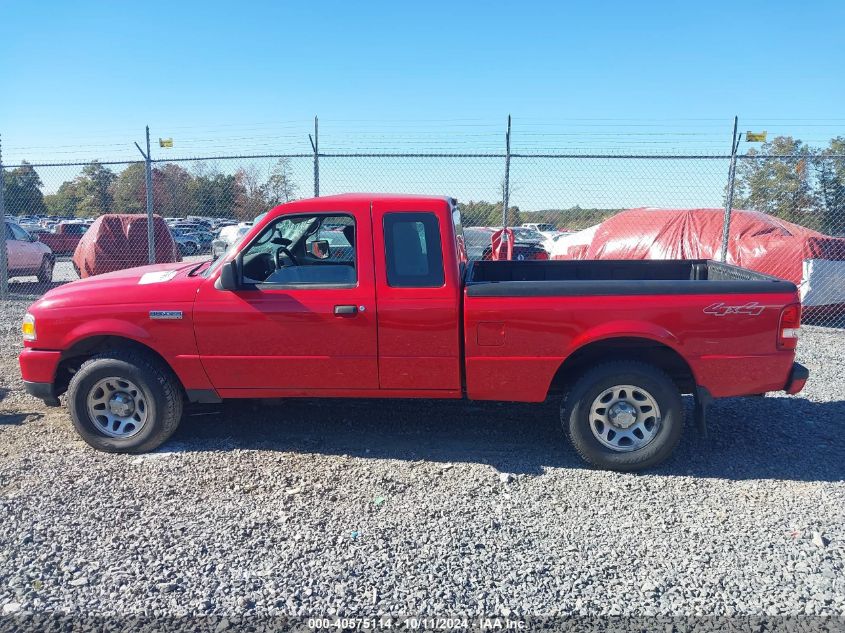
532;250;550;260
778;303;801;350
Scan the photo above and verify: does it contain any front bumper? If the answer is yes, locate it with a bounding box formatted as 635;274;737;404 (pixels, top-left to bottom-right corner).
19;349;62;406
23;380;60;406
784;362;809;395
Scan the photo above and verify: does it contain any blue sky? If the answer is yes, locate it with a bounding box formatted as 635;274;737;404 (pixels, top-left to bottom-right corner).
1;0;843;208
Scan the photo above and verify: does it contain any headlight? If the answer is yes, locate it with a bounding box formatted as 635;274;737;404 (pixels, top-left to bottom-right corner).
22;313;36;342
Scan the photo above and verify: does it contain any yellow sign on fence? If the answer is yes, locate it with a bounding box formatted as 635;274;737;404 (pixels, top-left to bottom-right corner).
745;131;767;142
159;138;174;148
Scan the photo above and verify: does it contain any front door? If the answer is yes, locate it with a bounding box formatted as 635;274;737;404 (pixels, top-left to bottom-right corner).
193;200;378;393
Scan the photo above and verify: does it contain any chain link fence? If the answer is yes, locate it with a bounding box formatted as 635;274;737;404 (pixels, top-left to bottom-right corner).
1;147;844;327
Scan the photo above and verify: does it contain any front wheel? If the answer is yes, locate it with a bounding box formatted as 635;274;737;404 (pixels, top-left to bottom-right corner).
67;349;183;453
561;361;683;471
37;256;54;283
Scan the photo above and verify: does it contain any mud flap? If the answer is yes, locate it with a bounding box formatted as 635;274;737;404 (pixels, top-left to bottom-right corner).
694;386;713;439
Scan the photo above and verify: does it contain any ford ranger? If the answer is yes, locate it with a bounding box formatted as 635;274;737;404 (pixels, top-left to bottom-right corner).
18;194;808;471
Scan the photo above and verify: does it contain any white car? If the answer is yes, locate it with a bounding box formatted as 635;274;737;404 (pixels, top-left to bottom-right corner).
211;223;251;258
521;222;557;233
3;220;55;282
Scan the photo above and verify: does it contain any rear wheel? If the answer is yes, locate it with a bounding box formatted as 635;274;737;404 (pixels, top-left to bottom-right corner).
36;256;54;283
67;349;183;453
561;361;683;471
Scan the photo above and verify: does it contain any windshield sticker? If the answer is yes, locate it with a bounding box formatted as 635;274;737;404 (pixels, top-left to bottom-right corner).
139;271;178;285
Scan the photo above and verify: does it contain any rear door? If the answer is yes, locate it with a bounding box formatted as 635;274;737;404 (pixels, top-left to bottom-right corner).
193;199;379;392
371;198;462;391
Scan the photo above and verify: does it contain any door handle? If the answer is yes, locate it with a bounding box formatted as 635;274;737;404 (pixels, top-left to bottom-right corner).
334;305;358;316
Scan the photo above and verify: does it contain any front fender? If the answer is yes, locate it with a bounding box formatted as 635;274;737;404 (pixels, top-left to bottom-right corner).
60;318;153;350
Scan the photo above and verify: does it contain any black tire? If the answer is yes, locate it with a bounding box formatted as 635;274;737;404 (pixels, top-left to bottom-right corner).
67;349;183;453
561;361;683;472
36;256;54;283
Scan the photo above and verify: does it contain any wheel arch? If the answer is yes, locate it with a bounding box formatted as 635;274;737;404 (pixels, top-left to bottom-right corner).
54;334;185;398
548;336;697;397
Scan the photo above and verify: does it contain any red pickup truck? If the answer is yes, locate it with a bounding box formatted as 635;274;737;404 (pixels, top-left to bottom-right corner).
37;221;89;255
18;194;808;471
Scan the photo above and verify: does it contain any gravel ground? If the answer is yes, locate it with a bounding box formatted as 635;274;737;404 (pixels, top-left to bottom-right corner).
0;295;843;622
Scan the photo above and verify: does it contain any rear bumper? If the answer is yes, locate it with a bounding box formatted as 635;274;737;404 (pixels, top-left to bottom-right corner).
784;362;809;395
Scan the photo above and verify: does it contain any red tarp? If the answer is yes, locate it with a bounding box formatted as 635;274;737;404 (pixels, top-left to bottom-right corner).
550;207;845;286
72;214;179;278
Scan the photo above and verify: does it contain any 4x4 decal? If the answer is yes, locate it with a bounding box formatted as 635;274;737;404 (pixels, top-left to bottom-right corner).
703;302;765;317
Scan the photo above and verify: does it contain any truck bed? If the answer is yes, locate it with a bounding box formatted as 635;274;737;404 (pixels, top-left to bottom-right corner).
465;259;797;296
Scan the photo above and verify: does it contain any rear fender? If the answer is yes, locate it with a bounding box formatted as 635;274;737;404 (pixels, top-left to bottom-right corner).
566;320;682;356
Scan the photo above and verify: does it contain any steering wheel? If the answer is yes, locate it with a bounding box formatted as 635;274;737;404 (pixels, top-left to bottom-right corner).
275;246;298;269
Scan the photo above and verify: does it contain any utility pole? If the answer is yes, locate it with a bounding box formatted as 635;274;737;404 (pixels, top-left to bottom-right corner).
0;134;7;298
502;114;512;228
719;116;740;262
134;126;155;264
309;116;320;197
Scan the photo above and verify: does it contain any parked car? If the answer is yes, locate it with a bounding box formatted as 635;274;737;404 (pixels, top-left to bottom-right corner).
549;207;845;313
71;214;179;278
3;220;54;282
463;226;550;260
20;194;807;472
172;230;201;256
522;222;558;233
210;214;267;258
211;224;251;258
36;221;89;255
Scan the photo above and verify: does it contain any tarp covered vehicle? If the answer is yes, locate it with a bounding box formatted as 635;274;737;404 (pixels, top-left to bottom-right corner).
550;207;845;311
72;214;179;278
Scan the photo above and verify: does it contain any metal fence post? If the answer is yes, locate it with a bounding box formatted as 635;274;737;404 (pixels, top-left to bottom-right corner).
0;133;8;298
144;126;155;264
502;115;512;227
719;116;740;262
134;127;155;264
309;116;320;197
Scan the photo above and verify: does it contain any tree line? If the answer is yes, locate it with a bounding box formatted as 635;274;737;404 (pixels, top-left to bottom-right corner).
2;158;299;221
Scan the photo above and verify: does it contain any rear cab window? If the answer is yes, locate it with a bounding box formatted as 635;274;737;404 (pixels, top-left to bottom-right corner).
383;213;445;288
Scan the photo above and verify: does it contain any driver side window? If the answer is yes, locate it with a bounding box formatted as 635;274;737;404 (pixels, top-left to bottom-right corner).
240;214;357;288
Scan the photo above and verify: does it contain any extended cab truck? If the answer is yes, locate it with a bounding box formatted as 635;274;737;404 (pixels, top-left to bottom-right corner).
19;194;809;471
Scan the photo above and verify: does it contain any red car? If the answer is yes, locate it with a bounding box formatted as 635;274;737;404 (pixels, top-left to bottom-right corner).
19;194;806;471
36;221;89;255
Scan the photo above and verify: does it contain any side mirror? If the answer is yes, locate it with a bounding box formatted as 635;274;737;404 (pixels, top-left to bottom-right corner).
218;260;240;291
309;239;331;259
